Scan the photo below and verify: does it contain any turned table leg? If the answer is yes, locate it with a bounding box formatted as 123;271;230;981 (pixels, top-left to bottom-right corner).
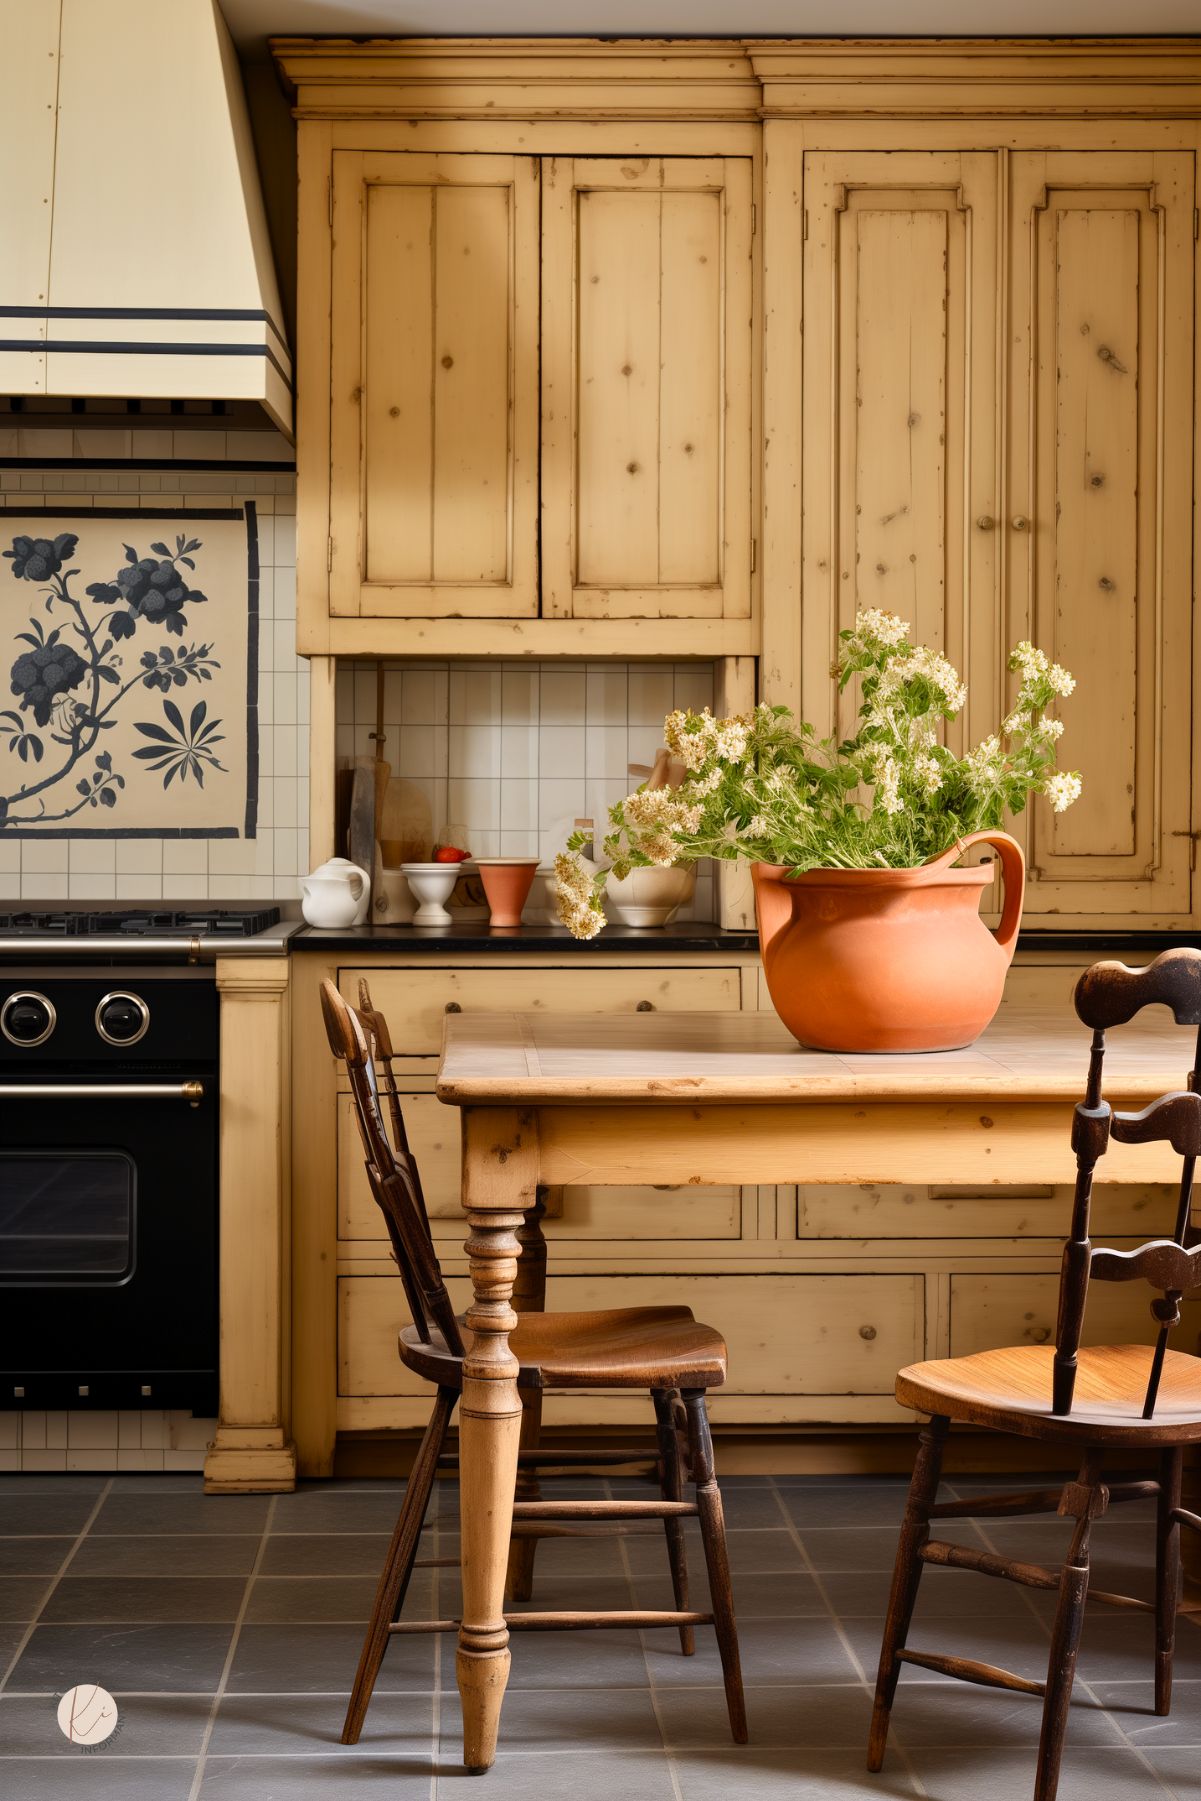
456;1107;538;1772
507;1192;549;1603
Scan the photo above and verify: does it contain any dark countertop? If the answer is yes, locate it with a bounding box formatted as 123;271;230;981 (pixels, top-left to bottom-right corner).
290;921;1201;957
291;919;761;954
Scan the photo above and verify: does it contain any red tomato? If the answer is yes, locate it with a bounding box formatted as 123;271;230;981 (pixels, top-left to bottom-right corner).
433;845;470;863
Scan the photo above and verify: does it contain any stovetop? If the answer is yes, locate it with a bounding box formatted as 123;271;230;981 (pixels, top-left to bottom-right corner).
0;908;281;940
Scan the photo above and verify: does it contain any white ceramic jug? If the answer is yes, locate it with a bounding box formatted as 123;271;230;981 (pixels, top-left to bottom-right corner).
300;857;372;929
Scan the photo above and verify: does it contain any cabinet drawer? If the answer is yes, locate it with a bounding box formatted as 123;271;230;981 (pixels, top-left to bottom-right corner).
339;1094;741;1239
949;1273;1201;1358
337;965;740;1055
798;1183;1176;1242
338;1272;923;1399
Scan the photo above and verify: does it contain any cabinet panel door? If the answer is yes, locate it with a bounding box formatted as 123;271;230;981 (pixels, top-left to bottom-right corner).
541;155;753;621
801;152;1001;744
1009;153;1195;918
329;152;539;618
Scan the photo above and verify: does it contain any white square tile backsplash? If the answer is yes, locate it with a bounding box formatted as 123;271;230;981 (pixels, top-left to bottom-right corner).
0;427;305;906
337;659;716;920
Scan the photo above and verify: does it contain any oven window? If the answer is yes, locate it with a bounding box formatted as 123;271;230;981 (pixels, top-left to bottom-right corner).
0;1155;135;1283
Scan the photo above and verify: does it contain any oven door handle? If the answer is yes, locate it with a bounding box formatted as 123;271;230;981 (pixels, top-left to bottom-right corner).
0;1080;206;1107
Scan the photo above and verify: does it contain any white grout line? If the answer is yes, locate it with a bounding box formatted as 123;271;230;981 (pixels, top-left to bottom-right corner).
0;1476;114;1694
183;1492;277;1801
945;1476;1181;1801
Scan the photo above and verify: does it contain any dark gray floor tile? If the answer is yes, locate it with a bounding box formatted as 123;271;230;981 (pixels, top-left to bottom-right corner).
888;1678;1123;1747
40;1577;246;1625
707;1487;786;1530
259;1534;394;1577
269;1491;407;1535
0;1622;28;1669
907;1748;1171;1801
91;1494;269;1537
1073;1612;1201;1682
778;1484;910;1530
108;1475;207;1493
71;1535;260;1577
224;1623;434;1694
439;1683;662;1751
0;1760;198;1799
0;1498;95;1537
209;1691;434;1755
671;1747;915;1799
505;1627;650;1690
0;1577;53;1623
0;1540;73;1577
244;1576;380;1624
657;1681;873;1749
198;1756;432;1796
839;1613;1053;1684
0;1477;106;1494
513;1531;627;1580
627;1527;802;1579
505;1573;634;1614
797;1521;977;1574
438;1751;676;1798
1140;1749;1201;1796
633;1566;823;1619
1092;1679;1201;1745
7;1623;234;1693
823;1566;1032;1619
644;1616;859;1688
0;1690;212;1755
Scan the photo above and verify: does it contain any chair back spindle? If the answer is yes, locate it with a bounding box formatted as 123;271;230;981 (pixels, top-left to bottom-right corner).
320;979;464;1358
1053;949;1201;1420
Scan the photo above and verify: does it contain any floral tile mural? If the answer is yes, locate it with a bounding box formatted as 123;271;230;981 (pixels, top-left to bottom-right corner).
0;506;258;838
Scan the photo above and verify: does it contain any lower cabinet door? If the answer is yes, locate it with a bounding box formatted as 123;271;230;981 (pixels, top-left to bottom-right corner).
336;1271;925;1427
949;1272;1201;1358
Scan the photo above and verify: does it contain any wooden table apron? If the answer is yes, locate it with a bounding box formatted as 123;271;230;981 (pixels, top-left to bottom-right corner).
438;1007;1187;1769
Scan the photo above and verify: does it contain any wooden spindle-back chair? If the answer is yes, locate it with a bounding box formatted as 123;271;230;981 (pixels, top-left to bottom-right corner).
868;948;1201;1801
321;978;748;1758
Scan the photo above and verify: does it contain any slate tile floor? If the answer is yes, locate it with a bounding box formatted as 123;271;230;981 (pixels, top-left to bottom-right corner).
1;1470;1200;1798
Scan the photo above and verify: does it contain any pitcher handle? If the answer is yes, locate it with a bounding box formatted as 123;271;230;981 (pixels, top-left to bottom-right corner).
932;830;1025;959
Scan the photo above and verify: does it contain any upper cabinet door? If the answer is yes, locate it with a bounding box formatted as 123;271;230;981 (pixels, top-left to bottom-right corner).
541;156;754;622
1009;153;1195;918
801;153;1001;743
329;152;540;618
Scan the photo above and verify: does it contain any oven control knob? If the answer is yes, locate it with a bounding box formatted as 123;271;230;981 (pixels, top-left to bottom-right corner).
1;990;56;1047
96;991;150;1047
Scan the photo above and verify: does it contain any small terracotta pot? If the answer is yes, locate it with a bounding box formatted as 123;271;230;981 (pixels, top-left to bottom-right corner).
477;858;539;928
752;831;1025;1053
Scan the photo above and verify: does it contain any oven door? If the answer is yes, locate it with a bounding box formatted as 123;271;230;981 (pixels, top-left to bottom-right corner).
0;1076;217;1412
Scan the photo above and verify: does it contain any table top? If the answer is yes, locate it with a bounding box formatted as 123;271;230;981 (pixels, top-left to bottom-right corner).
436;1005;1194;1106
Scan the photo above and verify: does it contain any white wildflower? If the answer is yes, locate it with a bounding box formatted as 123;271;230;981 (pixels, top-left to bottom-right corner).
687;766;722;797
853;607;910;650
746;814;768;838
913;753;942;795
663;707;714;771
874;645;967;716
1035;716;1065;742
963;735;1003;787
1045;771;1083;812
714;719;749;763
1048;664;1076;698
1010;641;1049;682
1002;709;1030;735
874;755;904;815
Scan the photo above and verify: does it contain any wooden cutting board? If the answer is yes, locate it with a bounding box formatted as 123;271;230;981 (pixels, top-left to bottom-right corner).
379;776;432;865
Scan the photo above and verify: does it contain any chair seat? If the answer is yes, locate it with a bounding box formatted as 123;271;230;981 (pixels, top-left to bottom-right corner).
400;1304;727;1391
897;1343;1201;1445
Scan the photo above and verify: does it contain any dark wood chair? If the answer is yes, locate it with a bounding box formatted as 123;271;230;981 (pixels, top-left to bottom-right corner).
321;977;747;1753
868;947;1201;1801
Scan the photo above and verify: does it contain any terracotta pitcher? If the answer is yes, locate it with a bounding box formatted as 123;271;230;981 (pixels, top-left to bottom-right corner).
751;831;1025;1053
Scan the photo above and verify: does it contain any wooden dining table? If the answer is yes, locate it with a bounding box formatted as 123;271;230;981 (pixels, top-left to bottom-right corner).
435;1001;1189;1769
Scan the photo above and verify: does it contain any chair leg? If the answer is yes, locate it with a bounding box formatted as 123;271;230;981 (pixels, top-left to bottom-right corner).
653;1387;694;1656
1034;1456;1101;1801
1155;1445;1183;1716
867;1414;948;1772
505;1386;544;1604
341;1385;456;1745
681;1389;747;1744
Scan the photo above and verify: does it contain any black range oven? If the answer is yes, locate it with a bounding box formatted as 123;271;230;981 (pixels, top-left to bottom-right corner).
0;908;278;1414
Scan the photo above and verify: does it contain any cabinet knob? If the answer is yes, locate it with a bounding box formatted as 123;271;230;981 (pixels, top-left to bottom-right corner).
636;1000;655;1012
1011;515;1030;532
975;515;995;532
445;1001;462;1014
858;1324;877;1341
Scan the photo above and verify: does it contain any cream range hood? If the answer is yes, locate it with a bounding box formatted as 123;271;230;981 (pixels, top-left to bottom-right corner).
0;0;292;433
